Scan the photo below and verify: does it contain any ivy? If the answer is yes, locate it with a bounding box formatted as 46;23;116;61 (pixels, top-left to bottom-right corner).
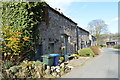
1;1;46;66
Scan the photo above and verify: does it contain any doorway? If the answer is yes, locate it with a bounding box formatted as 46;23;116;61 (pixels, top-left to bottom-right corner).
36;44;43;61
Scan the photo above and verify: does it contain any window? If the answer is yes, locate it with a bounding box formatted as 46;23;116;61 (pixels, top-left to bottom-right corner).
49;43;54;54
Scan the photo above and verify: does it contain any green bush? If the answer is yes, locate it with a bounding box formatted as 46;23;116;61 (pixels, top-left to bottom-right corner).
78;48;95;57
9;66;21;73
99;44;106;47
99;44;104;47
2;61;11;69
3;60;46;78
34;61;42;66
73;54;79;57
2;1;46;67
59;57;64;61
113;45;120;49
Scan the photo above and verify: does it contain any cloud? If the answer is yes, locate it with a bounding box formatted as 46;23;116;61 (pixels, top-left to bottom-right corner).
44;0;82;18
81;5;88;9
112;17;119;21
45;0;80;11
105;22;110;25
45;0;119;14
45;0;119;7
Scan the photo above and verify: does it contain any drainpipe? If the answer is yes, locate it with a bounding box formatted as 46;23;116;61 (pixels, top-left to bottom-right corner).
76;27;79;51
63;35;68;61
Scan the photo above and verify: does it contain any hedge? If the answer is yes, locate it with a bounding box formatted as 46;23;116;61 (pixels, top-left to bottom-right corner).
78;48;95;57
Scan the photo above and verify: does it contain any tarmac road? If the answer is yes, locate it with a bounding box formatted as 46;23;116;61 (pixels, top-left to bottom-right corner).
61;48;119;78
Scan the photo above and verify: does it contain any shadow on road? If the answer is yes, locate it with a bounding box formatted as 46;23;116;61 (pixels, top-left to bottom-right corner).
111;50;120;55
106;69;118;78
104;48;120;54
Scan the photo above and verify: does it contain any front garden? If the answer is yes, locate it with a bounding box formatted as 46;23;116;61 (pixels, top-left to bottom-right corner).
1;46;101;78
2;60;74;78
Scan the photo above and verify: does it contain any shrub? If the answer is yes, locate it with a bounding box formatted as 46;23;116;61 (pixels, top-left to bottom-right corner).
90;46;101;55
2;60;11;69
113;45;120;49
2;60;46;78
72;54;79;59
78;48;95;57
59;57;65;63
73;54;79;57
71;54;79;59
99;44;106;48
34;61;42;66
2;30;31;66
59;57;64;61
2;1;46;67
99;44;104;47
9;66;20;73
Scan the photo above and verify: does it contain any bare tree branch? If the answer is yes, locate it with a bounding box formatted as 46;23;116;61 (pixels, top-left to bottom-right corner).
87;19;108;45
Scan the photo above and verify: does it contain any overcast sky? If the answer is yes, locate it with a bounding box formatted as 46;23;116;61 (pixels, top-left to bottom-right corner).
45;0;119;34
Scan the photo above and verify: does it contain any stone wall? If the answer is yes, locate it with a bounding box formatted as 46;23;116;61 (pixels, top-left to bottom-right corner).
37;7;77;57
35;5;96;60
77;27;90;50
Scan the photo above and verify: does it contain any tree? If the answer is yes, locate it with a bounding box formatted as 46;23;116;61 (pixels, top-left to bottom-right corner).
87;19;108;45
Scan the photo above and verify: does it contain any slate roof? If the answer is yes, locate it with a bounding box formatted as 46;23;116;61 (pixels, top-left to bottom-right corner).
45;3;77;25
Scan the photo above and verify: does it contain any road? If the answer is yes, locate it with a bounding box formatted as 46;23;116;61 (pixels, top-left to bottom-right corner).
61;48;119;78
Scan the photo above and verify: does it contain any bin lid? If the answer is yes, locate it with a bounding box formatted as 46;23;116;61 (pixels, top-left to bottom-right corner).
49;54;60;57
41;54;54;58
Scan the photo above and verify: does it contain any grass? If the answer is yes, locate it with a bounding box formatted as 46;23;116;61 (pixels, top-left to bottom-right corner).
113;45;120;50
78;48;95;57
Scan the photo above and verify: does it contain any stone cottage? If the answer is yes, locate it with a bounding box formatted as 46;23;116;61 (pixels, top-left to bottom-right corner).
35;3;78;60
35;3;96;61
88;35;97;47
77;26;90;50
91;35;97;46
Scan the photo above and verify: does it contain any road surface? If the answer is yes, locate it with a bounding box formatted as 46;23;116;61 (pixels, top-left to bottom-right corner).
61;48;119;78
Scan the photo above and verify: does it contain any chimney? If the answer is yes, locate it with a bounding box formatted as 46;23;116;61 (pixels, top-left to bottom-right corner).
55;8;57;11
58;8;60;11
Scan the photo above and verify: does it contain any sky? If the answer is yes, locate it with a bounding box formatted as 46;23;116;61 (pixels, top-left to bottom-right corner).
45;0;119;34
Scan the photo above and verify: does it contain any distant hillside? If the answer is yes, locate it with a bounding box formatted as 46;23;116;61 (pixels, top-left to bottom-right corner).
98;33;119;45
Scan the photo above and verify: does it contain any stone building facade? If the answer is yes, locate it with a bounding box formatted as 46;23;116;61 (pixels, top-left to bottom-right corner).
77;26;90;50
35;4;78;60
88;35;97;47
91;35;97;46
35;3;96;60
